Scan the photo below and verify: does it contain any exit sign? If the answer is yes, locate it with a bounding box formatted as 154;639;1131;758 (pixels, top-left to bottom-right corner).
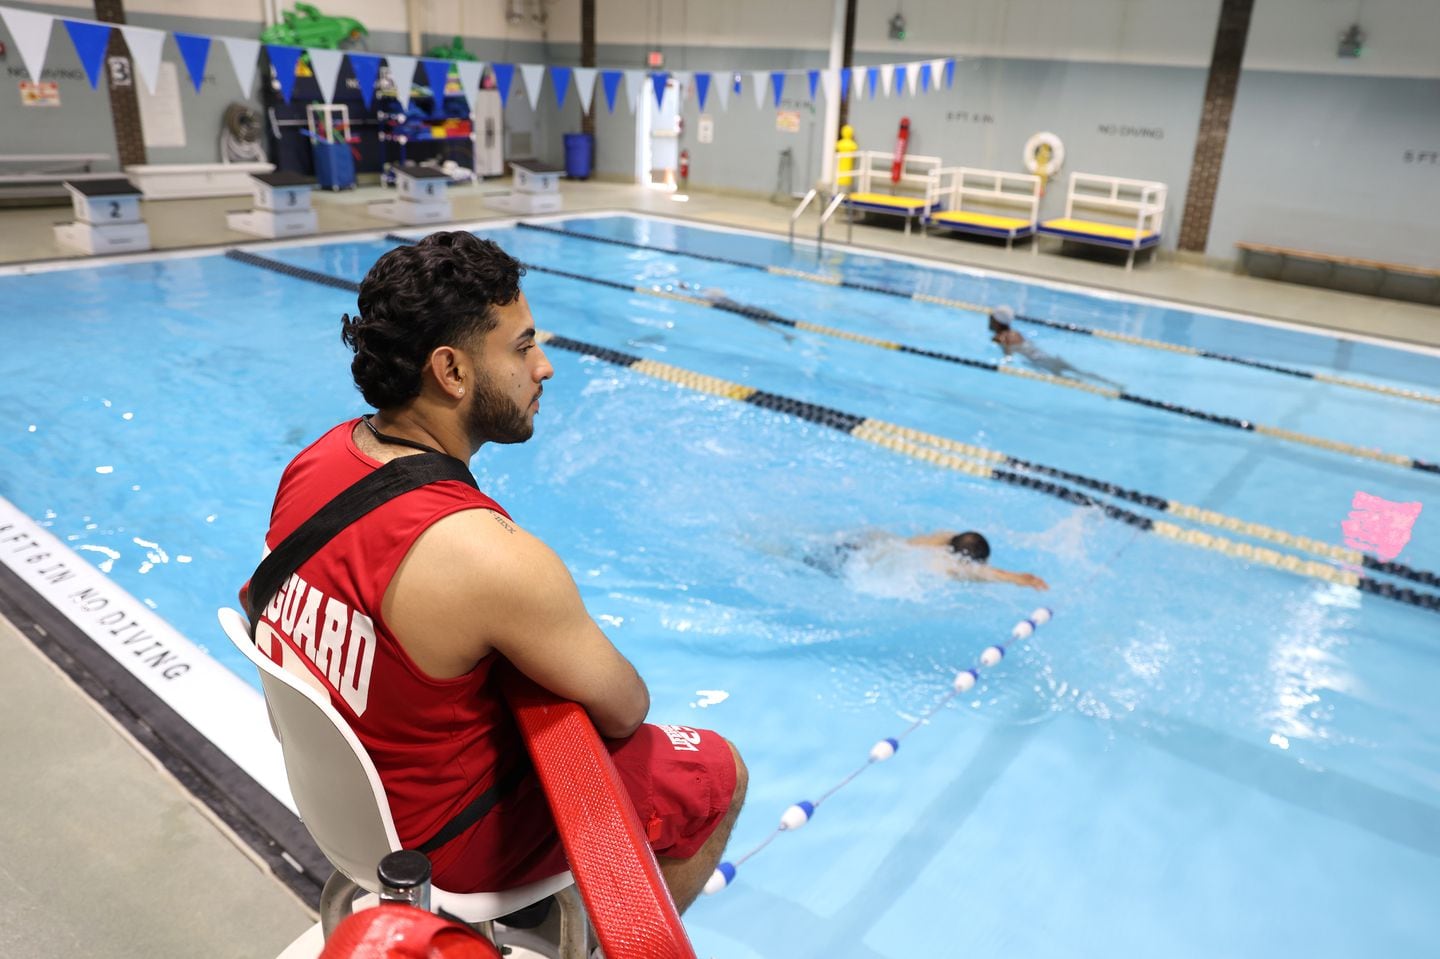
647;50;664;68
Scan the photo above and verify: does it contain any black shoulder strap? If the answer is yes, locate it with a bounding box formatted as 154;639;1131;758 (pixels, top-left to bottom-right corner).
245;453;478;632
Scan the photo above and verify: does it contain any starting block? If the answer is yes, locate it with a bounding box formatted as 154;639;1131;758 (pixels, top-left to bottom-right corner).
484;161;564;214
53;178;151;254
369;164;453;225
226;171;319;238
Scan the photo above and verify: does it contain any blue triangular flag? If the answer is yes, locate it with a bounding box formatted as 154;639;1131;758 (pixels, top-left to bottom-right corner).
807;69;819;101
841;68;850;101
920;62;931;92
651;71;668;107
866;67;878;99
347;52;381;109
422;57;451;96
601;70;622;112
770;71;785;108
695;72;711;111
492;62;515;106
174;32;211;93
266;44;303;103
551;65;571;108
63;20;111;90
944;58;955;88
894;65;907;97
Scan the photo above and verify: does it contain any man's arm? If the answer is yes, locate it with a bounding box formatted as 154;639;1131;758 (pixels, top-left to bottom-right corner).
384;509;650;739
949;563;1049;591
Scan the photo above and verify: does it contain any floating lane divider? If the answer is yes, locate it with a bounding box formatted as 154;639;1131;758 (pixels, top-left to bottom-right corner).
227;245;1440;613
514;221;1440;408
470;241;1440;477
703;608;1056;896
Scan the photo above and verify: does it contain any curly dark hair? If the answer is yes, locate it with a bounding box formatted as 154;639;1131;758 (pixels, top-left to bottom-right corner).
341;232;526;409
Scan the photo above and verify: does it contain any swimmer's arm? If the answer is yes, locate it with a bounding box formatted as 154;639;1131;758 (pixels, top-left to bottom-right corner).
950;564;1049;591
394;511;650;739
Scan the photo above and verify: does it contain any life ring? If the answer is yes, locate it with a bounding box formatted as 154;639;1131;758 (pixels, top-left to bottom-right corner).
1023;131;1064;178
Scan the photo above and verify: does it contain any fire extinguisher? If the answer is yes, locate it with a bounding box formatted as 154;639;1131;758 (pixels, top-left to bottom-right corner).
890;117;911;183
679;149;690;188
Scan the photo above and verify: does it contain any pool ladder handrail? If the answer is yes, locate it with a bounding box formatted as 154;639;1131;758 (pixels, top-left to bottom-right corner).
789;188;848;251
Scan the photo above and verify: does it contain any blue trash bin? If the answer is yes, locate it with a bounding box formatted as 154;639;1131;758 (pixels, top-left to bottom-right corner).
563;133;594;180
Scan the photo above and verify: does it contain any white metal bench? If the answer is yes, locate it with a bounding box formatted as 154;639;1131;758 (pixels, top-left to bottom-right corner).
837;150;944;237
925;166;1041;248
1036;172;1167;270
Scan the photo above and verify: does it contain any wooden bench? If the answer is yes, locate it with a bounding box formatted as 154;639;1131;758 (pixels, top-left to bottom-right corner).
1236;242;1440;304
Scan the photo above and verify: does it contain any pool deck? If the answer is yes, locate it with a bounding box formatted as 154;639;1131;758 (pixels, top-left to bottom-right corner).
2;178;1437;350
1;178;1437;959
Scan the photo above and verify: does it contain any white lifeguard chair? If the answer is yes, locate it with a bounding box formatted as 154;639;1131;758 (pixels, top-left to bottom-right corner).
53;178;151;254
484;161;564;214
369;164;453;225
226;172;319;239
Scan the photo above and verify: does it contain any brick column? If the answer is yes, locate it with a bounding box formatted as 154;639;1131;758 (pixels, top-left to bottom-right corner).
94;0;148;168
580;0;595;138
1178;0;1253;253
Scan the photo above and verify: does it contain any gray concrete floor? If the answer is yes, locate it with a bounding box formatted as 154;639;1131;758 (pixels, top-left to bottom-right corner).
0;176;1436;959
0;616;313;958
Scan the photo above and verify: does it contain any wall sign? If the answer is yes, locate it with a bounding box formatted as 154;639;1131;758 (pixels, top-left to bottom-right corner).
1098;123;1164;140
775;110;801;133
19;80;59;106
946;110;994;124
1402;150;1438;165
697;114;714;144
107;55;133;88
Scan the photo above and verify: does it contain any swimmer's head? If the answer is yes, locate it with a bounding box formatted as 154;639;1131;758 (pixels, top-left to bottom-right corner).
988;306;1014;333
948;531;991;563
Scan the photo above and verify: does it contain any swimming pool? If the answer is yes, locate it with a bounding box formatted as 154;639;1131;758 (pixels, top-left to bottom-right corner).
2;214;1437;957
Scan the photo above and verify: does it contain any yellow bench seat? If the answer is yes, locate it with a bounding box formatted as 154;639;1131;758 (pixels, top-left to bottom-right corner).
927;210;1035;234
1038;217;1159;248
846;192;932;211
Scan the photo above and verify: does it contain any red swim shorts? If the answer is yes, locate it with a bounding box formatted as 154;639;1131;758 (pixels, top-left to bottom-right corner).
427;723;738;893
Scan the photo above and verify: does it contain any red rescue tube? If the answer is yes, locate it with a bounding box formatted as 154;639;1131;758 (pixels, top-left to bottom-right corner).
503;672;696;959
890;116;910;183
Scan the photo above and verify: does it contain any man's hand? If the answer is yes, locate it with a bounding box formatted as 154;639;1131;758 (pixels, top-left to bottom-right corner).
1015;573;1049;591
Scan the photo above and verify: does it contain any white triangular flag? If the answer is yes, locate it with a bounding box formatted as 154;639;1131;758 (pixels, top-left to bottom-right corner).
879;64;894;97
519;63;544;110
821;68;839;105
573;67;597;114
221;36;261;97
851;66;865;100
672;70;691;104
751;71;766;110
0;6;54;83
386;54;416;107
307;48;344;103
623;69;644;113
931;58;947;90
906;61;920;96
715;73;731;111
454;60;484;107
118;24;165;95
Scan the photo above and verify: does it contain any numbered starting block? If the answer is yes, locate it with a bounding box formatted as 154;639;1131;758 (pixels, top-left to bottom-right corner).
53;178;151;254
369;164;453;225
225;172;319;238
484;161;565;214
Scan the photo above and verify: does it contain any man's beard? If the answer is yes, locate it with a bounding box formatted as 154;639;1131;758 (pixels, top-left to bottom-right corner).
464;372;536;445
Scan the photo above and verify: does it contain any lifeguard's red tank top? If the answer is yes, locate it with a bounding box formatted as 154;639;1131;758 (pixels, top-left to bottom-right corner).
255;419;525;874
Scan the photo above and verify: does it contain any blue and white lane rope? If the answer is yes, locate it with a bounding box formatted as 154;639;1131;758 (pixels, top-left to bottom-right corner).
703;607;1054;895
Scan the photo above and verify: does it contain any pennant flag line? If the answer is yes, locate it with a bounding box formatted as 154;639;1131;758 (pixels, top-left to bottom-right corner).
348;52;381;108
421;57;451;97
265;44;303;103
905;62;920;96
0;6;54;83
308;47;344;103
519;63;544;110
651;71;668;108
491;62;514;107
173;32;211;93
822;68;839;107
62;19;110;89
944;57;956;88
118;24;165;95
750;71;765;110
572;66;597;114
715;72;730;111
551;65;572;108
389;54;419;108
221;36;260;97
770;70;785;108
807;69;819;101
879;63;894;97
695;71;711;111
623;69;644;113
454;60;484;108
919;62;931;93
894;64;906;98
866;66;878;99
601;69;622;112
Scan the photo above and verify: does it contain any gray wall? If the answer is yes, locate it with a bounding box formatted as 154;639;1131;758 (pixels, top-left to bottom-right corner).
1207;71;1440;267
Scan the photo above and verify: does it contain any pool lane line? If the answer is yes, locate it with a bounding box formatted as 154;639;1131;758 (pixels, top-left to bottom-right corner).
514;221;1440;408
225;246;1440;611
463;245;1439;478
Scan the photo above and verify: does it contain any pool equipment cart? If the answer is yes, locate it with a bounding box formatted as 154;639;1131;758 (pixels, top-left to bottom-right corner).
53;178;150;254
226;171;319;239
304;104;359;191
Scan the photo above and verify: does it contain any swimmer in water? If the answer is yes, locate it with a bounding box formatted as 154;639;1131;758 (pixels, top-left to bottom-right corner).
989;306;1122;389
664;282;796;342
806;529;1049;591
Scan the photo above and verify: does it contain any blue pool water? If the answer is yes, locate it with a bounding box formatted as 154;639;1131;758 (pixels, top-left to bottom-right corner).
2;215;1438;957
